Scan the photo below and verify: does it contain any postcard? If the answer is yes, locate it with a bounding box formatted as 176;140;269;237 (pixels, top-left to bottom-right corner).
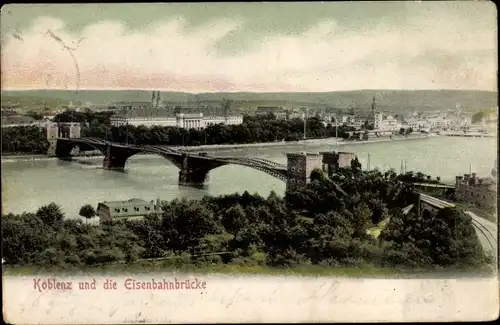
1;2;498;323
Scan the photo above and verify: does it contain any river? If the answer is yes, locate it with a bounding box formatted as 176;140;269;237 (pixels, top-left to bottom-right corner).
1;136;496;219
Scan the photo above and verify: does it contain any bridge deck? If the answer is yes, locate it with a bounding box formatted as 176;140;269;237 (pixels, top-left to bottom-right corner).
419;193;456;209
60;138;288;179
413;182;455;189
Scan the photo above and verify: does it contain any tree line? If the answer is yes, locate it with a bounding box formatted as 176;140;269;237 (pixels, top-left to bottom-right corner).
3;167;490;271
78;111;357;146
2;110;359;153
1;126;49;154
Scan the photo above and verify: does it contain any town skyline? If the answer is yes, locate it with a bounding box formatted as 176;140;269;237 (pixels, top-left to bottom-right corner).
1;2;497;92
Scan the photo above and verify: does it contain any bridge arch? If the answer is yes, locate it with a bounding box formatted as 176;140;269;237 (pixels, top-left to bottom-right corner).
56;138;288;186
421;208;432;219
121;147;288;183
56;138;108;158
122;150;184;169
200;162;288;183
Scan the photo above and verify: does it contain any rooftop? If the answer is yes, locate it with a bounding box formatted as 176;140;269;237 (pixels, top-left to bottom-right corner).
100;198;151;208
1;116;36;125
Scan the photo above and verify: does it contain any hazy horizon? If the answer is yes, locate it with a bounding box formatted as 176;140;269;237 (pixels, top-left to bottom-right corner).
1;3;497;92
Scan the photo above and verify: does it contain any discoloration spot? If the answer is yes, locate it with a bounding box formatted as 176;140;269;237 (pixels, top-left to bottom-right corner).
46;29;81;100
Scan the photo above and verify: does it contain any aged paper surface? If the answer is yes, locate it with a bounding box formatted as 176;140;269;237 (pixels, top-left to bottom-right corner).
1;2;498;323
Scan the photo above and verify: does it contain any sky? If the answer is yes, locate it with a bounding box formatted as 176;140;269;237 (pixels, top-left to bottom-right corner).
0;2;497;92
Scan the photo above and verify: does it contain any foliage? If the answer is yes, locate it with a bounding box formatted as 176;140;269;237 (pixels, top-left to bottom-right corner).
79;204;96;222
380;208;490;267
73;110;355;146
2;168;490;271
1;126;49;154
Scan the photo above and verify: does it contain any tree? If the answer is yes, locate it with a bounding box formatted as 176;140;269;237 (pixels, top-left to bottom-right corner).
79;204;96;223
310;168;328;183
221;204;248;235
36;203;65;229
351;157;362;173
2;170;491;271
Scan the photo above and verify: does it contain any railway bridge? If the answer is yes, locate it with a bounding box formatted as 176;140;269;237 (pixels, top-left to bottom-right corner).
56;138;357;188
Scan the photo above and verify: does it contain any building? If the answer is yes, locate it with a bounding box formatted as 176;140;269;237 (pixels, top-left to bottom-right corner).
42;112;58;120
205;115;244;126
287;110;305;120
110;116;128;127
455;173;497;209
58;122;81;138
286;151;357;190
42;122;81;155
338;113;374;128
374;113;400;131
110;112;243;130
340;114;356;125
1;115;37;128
286;152;323;191
426;116;454;130
255;106;288;120
176;113;204;129
320;151;356;177
405;117;430;131
97;198;163;223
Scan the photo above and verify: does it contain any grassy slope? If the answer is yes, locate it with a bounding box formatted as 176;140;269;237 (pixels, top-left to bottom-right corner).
4;261;494;278
366;217;391;239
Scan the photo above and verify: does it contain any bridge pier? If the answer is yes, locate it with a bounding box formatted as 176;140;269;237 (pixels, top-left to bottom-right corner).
178;168;210;186
55;138;291;187
102;145;141;171
178;153;211;186
103;155;129;170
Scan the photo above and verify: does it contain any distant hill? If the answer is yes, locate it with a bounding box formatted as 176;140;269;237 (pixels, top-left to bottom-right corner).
1;89;497;115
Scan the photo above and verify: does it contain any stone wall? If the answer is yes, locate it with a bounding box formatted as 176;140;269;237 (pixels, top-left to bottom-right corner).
286;153;322;191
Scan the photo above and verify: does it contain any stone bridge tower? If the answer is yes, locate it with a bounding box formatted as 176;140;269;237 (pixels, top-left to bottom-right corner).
57;122;81;139
320;151;357;177
286;152;323;191
44;122;59;156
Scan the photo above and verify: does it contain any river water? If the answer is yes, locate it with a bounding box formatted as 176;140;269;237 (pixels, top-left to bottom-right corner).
1;136;497;218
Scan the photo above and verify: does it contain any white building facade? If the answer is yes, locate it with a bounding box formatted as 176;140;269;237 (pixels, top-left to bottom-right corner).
426;116;454;129
405;118;430;131
374;113;401;131
110;113;244;130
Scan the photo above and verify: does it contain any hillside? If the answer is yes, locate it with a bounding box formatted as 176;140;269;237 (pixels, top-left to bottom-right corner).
1;89;497;114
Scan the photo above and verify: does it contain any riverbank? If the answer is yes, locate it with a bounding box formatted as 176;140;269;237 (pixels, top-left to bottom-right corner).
441;132;496;138
1;134;431;162
174;134;431;152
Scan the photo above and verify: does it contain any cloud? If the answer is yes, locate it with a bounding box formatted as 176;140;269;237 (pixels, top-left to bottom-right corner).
1;13;497;92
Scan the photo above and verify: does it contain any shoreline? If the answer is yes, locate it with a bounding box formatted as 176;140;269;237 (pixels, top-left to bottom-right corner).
0;134;440;163
173;134;432;152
